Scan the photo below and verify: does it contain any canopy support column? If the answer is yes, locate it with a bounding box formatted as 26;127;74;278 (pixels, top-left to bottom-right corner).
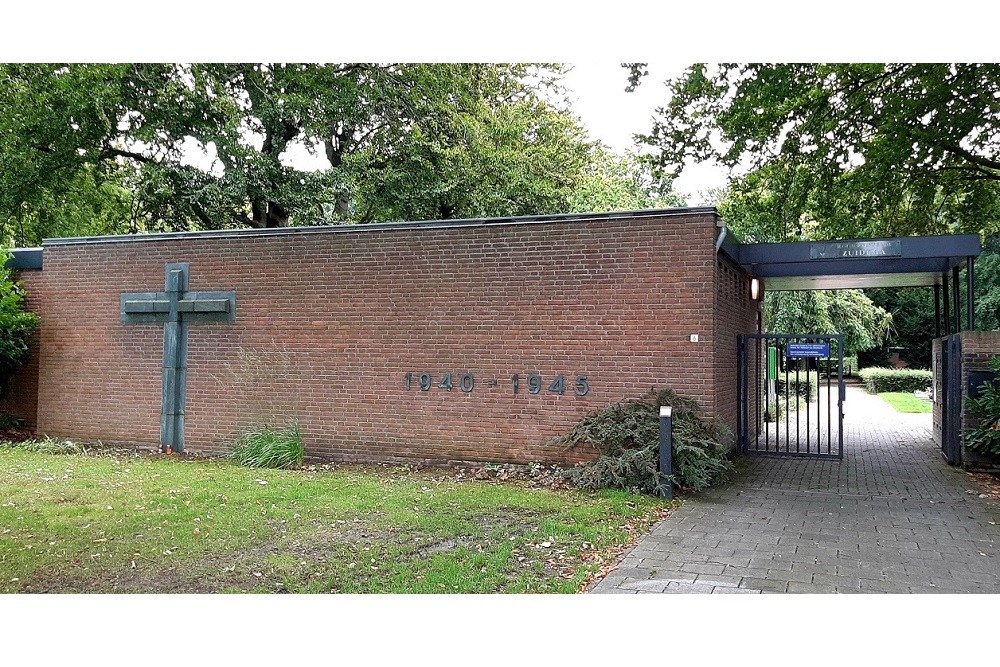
952;265;961;333
967;256;976;331
943;273;951;336
934;283;941;339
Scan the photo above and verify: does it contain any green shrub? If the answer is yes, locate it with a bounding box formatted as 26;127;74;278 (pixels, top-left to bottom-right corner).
965;357;1000;456
0;249;41;395
229;423;304;469
819;356;858;376
776;371;818;401
0;413;24;430
554;388;734;495
858;367;932;393
763;394;807;422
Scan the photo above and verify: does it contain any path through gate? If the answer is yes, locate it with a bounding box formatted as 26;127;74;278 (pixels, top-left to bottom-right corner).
738;334;844;459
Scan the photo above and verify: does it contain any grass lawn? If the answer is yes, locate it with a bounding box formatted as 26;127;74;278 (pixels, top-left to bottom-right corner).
0;446;668;594
878;392;933;413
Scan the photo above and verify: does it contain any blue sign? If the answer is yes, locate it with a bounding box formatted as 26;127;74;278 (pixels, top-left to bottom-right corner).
787;343;830;358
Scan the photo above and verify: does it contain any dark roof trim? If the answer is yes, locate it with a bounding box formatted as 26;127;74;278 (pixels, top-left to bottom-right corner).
739;234;981;266
4;247;43;270
739;234;982;290
43;207;720;247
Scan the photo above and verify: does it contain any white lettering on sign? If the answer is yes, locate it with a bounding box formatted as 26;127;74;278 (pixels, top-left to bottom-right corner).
809;240;902;259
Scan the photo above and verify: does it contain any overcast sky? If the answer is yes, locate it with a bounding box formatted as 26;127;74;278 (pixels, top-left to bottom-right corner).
561;62;726;204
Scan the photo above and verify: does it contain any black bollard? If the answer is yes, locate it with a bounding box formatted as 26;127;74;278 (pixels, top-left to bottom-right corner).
658;406;673;500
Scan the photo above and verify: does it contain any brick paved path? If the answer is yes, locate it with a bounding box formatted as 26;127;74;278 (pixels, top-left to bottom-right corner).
589;385;1000;593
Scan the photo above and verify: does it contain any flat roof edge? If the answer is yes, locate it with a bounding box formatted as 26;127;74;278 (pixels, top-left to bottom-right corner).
42;207;720;247
739;234;982;264
5;248;43;270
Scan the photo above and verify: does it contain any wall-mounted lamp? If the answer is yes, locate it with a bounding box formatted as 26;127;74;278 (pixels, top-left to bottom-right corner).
750;278;763;301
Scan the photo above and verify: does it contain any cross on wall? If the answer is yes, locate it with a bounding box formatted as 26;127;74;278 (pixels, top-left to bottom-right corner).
120;262;236;453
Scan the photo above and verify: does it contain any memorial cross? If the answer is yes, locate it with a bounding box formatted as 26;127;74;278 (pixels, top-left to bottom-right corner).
120;262;236;453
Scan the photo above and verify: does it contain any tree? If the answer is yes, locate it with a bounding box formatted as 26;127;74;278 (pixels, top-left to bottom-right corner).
765;290;892;357
863;287;935;368
632;63;1000;239
0;63;592;239
974;235;1000;331
568;145;686;213
349;96;594;222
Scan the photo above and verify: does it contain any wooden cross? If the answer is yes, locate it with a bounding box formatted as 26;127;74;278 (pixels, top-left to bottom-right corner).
120;262;236;453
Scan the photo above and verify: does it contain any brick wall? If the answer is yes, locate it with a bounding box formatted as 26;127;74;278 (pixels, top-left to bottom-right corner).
958;331;1000;469
932;332;1000;469
20;210;749;465
0;269;42;428
713;252;760;449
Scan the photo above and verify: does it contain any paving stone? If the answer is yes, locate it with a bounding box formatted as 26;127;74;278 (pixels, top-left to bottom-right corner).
739;577;788;593
812;573;862;590
694;574;743;588
661;582;717;594
787;581;838;594
621;579;674;592
678;562;727;576
765;568;815;583
607;567;657;580
721;565;772;579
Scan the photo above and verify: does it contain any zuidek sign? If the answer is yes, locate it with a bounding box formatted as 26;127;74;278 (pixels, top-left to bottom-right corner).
809;240;902;260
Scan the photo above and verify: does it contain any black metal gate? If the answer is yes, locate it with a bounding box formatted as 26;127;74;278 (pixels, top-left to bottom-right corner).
738;334;844;459
940;334;962;466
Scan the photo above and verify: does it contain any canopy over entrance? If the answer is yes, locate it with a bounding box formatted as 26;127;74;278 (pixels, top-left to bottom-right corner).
725;234;980;291
718;231;982;335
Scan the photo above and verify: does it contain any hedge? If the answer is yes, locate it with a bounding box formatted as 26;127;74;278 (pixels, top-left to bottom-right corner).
776;371;818;400
858;367;933;394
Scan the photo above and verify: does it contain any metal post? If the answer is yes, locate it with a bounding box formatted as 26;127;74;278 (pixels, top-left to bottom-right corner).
658;406;673;500
943;274;951;336
952;265;961;333
933;284;941;339
967;256;976;332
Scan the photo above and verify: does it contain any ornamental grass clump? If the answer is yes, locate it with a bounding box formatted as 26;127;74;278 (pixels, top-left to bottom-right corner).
229;423;304;469
0;437;84;455
554;388;734;495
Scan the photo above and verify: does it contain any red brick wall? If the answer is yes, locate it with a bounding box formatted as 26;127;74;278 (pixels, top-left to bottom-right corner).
26;211;737;465
0;270;43;429
713;253;760;447
957;331;1000;469
932;332;1000;468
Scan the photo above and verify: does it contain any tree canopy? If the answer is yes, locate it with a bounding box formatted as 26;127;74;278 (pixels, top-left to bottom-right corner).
764;290;892;357
568;146;685;213
633;63;1000;240
2;63;671;245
